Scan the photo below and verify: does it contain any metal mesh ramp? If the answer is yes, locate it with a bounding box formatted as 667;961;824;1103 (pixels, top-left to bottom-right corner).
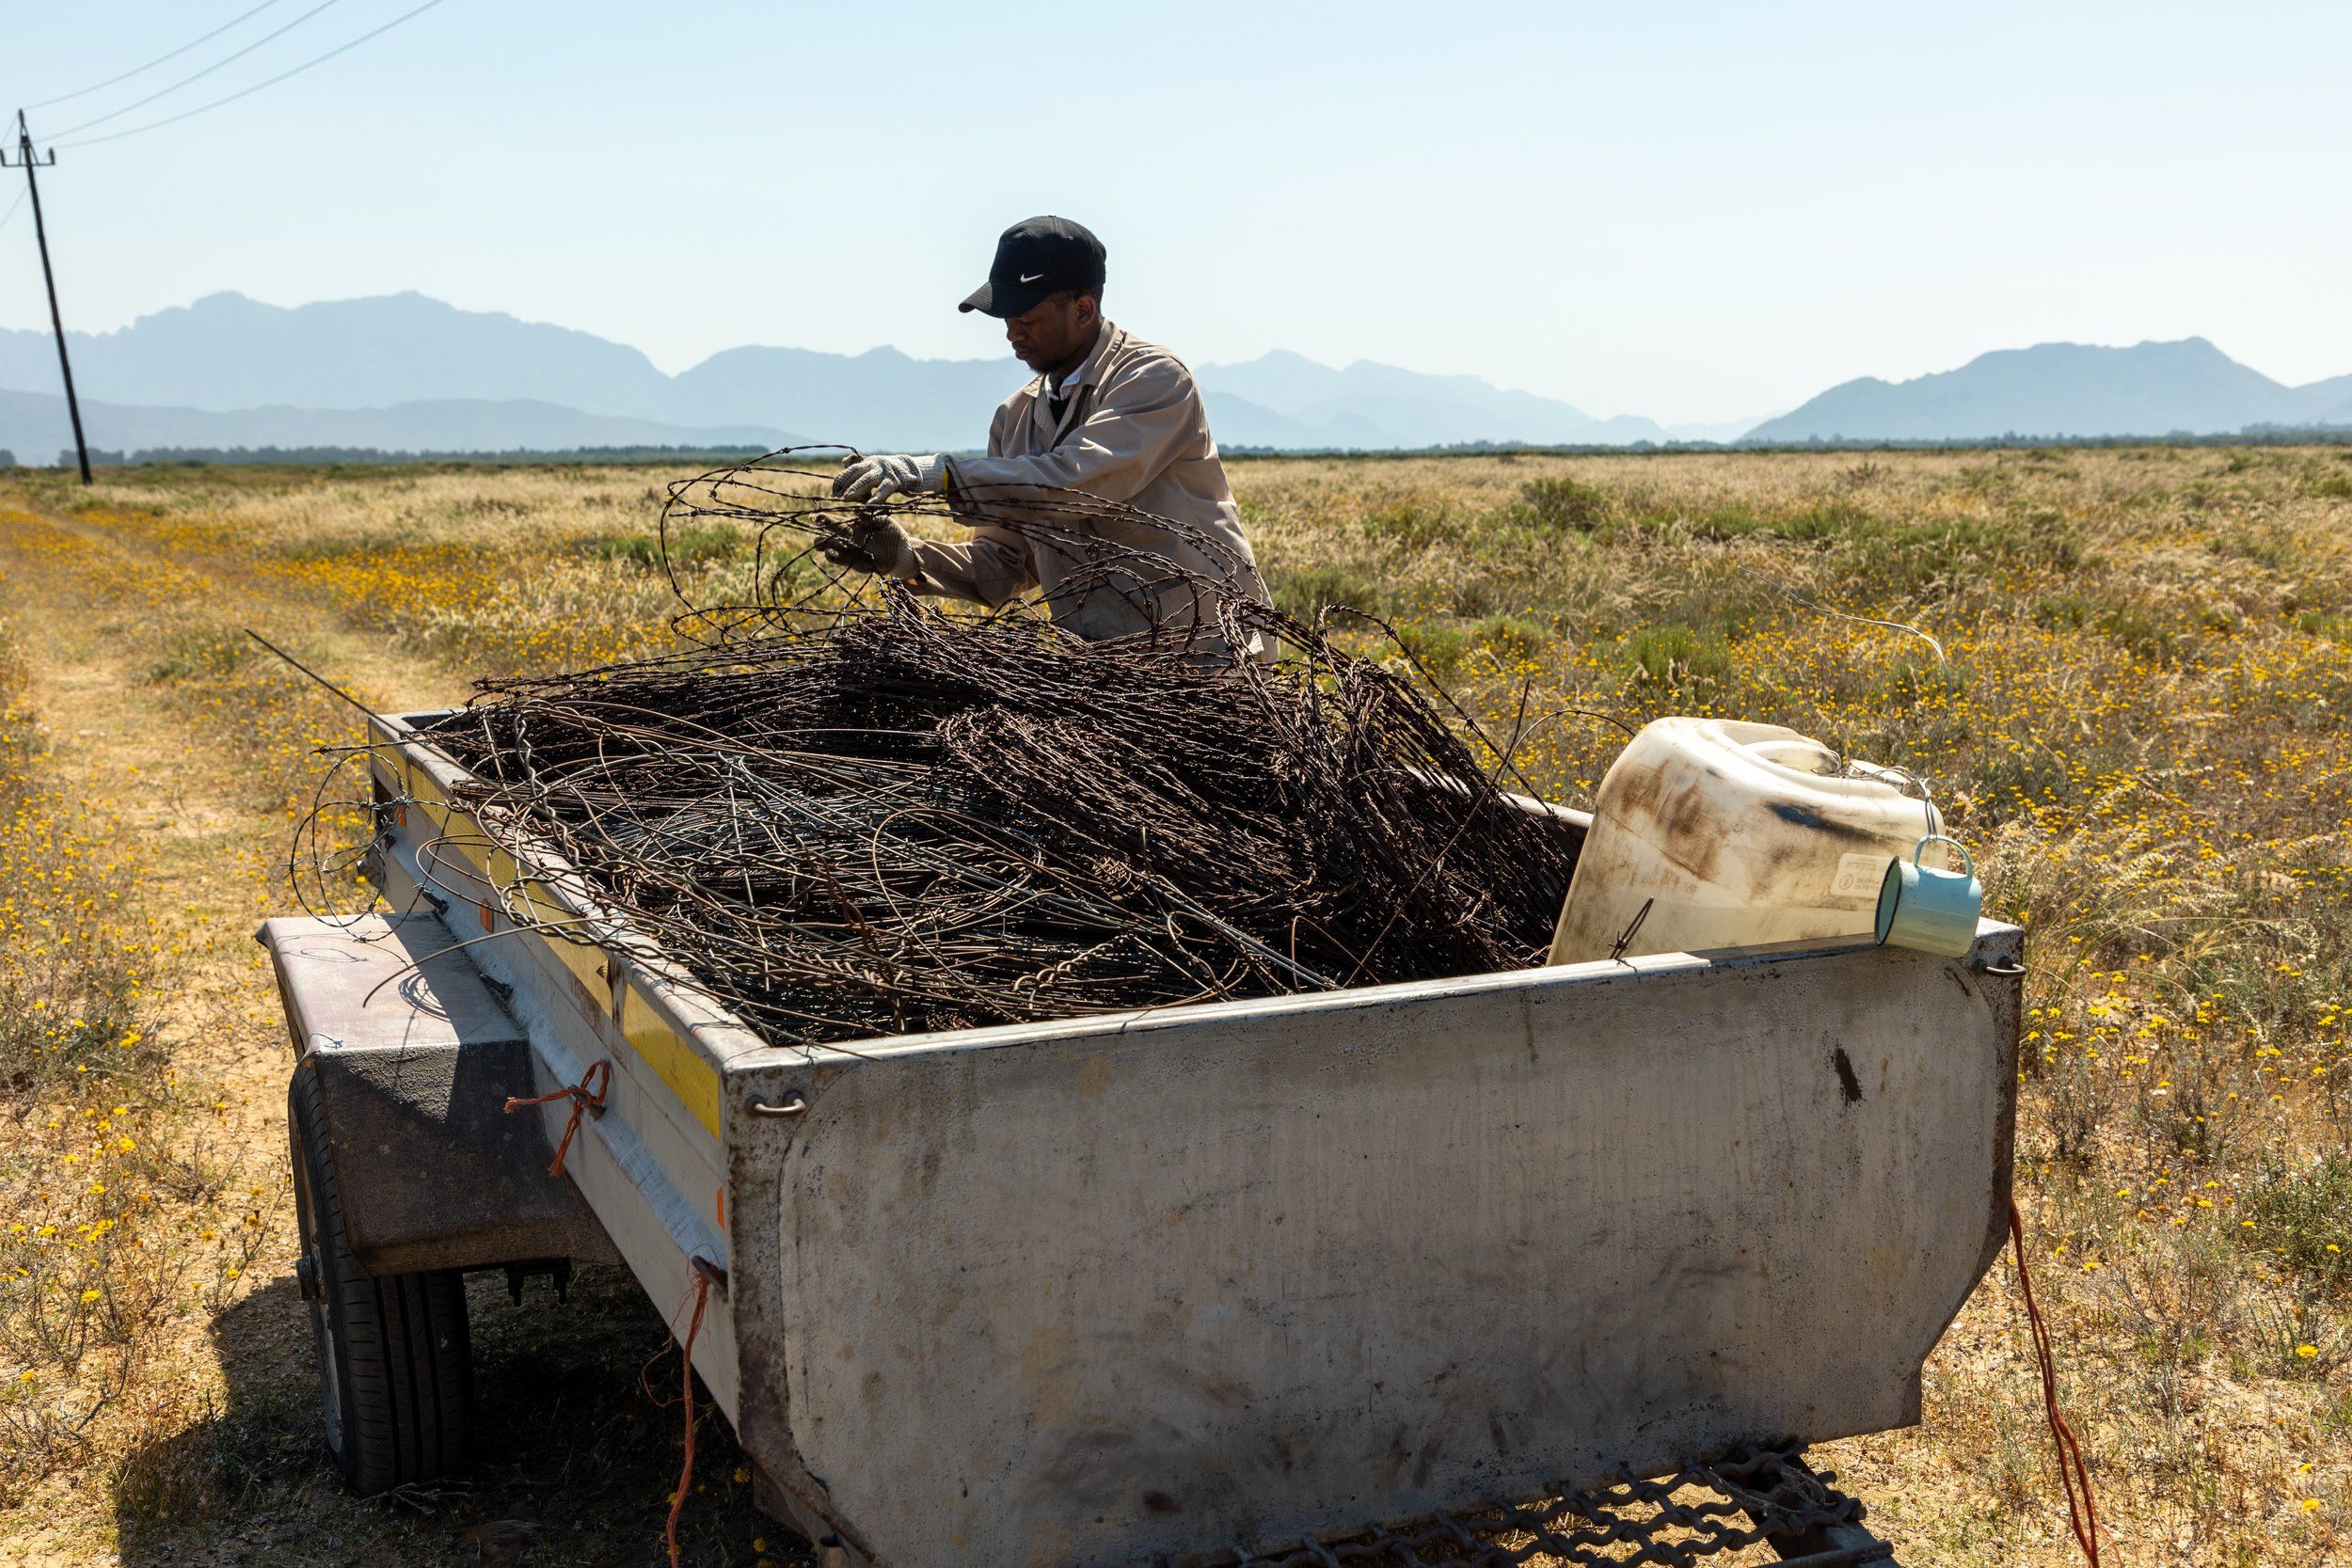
1122;1446;1892;1568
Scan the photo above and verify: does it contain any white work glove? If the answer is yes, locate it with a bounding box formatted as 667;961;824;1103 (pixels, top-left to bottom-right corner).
818;515;916;579
832;453;946;503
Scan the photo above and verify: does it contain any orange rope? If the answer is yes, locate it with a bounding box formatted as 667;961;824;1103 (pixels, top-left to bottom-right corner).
502;1058;611;1178
665;1265;716;1568
2010;1197;2102;1565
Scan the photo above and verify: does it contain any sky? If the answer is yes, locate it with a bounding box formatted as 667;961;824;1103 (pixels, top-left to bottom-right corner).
1;0;2347;424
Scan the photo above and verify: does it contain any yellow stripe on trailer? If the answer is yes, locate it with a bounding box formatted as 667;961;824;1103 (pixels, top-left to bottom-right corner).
374;736;723;1140
618;982;723;1138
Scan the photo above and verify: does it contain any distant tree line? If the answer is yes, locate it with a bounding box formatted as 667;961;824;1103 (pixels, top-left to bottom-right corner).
0;427;2344;472
16;444;775;469
1223;423;2352;460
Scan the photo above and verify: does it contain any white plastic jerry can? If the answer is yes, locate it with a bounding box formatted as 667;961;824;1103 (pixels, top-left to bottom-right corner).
1548;718;1950;964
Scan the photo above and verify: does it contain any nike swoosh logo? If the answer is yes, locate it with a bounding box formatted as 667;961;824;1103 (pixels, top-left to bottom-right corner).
1018;272;1046;283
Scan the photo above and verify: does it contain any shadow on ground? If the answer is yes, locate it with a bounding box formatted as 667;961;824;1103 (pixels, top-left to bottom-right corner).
114;1266;801;1566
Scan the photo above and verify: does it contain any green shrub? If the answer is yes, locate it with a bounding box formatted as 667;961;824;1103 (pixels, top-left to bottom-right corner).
1916;513;2081;566
1271;564;1389;623
1392;621;1470;672
1623;622;1731;688
1684;501;1876;545
584;524;742;572
1359;500;1453;548
2098;603;2181;663
2034;594;2100;631
448;494;532;518
143;628;254;685
1518;477;1613;533
2199;603;2248;637
1471;613;1548;662
2241;1151;2352;1295
2208;530;2296;570
1880;656;1965;704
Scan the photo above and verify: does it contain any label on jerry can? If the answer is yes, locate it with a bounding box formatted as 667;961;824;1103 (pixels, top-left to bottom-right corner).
1832;851;1887;900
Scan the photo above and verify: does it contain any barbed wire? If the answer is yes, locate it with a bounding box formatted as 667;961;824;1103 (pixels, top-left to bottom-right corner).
308;448;1582;1050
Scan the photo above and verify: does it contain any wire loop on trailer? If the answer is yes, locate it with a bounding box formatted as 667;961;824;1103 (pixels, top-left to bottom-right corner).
501;1057;611;1179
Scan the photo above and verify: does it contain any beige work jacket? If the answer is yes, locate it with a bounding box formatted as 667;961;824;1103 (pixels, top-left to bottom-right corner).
903;322;1273;660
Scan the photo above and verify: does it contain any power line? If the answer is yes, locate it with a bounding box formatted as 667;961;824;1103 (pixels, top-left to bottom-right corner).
56;0;453;150
0;188;25;234
43;0;347;141
22;0;289;112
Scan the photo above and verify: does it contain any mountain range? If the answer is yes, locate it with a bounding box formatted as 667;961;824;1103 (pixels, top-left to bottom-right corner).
0;292;2346;462
0;292;1680;459
1748;338;2352;442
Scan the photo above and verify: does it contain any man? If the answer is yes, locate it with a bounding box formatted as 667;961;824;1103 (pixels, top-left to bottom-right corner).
824;216;1272;661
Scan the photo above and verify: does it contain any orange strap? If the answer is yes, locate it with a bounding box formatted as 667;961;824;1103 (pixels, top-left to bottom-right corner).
2010;1197;2102;1565
502;1059;611;1179
666;1264;718;1568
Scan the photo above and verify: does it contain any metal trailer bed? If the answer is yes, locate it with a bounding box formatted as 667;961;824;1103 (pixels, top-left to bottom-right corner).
259;708;2024;1567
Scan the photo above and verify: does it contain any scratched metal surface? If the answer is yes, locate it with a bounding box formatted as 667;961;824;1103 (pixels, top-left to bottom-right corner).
723;927;2017;1568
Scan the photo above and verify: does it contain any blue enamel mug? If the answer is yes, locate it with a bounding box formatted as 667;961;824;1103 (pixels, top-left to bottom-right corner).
1874;834;1982;958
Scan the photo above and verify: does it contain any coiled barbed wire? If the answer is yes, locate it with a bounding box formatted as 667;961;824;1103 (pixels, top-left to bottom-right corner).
310;448;1583;1049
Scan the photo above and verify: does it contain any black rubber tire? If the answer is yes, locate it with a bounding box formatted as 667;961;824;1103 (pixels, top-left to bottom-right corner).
287;1062;474;1495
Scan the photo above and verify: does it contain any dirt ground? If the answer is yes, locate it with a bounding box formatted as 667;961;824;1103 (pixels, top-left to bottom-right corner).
0;502;783;1567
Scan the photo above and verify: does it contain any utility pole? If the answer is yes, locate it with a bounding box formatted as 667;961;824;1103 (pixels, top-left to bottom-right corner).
5;111;91;484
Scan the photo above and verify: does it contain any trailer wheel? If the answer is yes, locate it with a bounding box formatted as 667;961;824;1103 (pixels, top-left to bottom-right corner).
288;1064;474;1494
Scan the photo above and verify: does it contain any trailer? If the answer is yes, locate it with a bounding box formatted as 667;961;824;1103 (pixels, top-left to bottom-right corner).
260;707;2023;1567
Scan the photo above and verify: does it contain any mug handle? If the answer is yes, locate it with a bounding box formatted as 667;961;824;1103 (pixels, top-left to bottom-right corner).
1913;833;1975;876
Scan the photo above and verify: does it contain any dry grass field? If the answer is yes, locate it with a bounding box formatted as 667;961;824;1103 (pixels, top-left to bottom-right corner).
0;445;2347;1566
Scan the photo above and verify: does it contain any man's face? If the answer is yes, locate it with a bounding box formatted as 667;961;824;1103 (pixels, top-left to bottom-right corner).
1004;292;1099;372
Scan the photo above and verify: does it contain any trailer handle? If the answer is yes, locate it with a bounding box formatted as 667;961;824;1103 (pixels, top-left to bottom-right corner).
748;1092;807;1118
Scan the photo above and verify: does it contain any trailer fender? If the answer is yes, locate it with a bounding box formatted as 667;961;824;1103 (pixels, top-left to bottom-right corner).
261;913;621;1275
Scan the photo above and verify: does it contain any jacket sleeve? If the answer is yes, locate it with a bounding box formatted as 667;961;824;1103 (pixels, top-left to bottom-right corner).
944;354;1203;505
901;528;1038;607
901;396;1037;606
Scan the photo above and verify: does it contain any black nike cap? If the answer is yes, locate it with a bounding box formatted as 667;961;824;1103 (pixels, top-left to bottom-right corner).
959;215;1106;318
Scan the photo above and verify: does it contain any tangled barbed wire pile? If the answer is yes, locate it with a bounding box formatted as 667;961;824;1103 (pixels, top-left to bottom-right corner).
407;450;1581;1048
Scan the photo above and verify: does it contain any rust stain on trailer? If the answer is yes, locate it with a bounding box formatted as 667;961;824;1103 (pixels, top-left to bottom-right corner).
1832;1046;1864;1104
